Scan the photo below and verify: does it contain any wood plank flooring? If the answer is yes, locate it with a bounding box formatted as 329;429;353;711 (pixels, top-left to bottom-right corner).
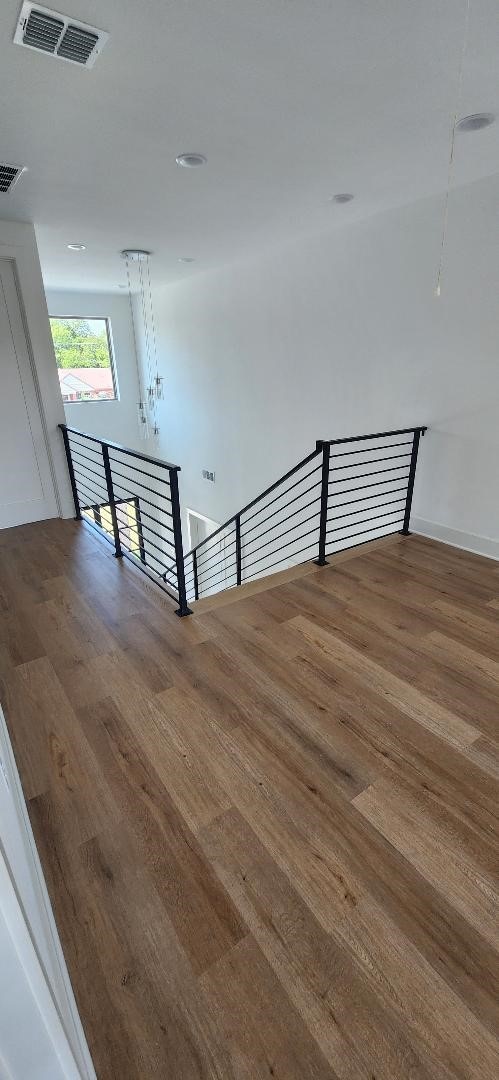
1;518;498;1079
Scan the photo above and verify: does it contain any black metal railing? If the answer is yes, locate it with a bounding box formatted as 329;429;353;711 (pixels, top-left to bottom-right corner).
183;426;426;602
60;423;426;614
59;425;191;616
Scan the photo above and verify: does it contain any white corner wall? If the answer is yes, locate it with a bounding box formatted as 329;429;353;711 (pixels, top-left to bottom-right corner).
135;173;499;557
0;220;74;520
45;290;142;450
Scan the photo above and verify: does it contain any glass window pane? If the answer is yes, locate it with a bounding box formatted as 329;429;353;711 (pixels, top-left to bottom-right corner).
49;316;117;402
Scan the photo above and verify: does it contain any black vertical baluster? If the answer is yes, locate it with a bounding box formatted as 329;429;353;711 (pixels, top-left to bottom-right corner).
134;496;146;564
60;425;82;519
235;514;242;585
314;440;331;566
169;467;192;617
102;444;123;558
193;551;199;601
400;429;422;536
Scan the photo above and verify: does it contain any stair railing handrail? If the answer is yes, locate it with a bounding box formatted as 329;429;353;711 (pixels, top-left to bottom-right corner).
184;445;322;561
185;426;427;563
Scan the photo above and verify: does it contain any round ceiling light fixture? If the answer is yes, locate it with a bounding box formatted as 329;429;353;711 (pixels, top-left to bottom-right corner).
175;152;207;168
178;257;195;263
456;112;495;132
120;249;151;261
67;242;86;251
331;193;354;204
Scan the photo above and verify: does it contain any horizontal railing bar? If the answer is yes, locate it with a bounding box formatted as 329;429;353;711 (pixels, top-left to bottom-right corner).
242;509;320;557
113;504;176;552
241;494;320;547
325;517;403;547
68;446;106;471
324;529;402;559
60;424;180;472
71;458;106;486
326;507;407;534
108;479;175;531
241;541;319;580
196;540;237;583
244;524;320;573
332;440;413;458
119;533;177;585
241;481;321;539
119;545;179;601
197;565;238;594
328;485;408;510
191;528;237;568
113;505;177;561
328;477;408;496
186;446;322;558
74;477;108;508
109;454;172;497
329;463;410;485
67;436;103;460
331;451;411;472
80;510;116;549
242;464;322;529
327;496;406;523
114;510;177;567
326;426;427;447
196;533;238;573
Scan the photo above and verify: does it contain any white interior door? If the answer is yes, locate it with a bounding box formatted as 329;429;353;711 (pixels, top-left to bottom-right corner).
0;258;58;528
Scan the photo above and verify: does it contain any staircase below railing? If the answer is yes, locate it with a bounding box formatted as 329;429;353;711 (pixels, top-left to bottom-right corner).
60;424;426;616
59;425;191;616
183;426;427;603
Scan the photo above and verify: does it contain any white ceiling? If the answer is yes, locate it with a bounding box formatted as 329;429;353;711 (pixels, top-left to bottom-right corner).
2;0;499;292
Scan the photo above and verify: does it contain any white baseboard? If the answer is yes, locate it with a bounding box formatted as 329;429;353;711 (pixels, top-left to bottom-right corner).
412;517;499;562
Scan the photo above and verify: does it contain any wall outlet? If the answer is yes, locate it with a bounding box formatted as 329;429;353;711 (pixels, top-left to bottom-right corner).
202;469;215;482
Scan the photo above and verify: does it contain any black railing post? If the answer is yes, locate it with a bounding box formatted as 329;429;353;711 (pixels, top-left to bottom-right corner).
134;496;147;564
59;424;82;520
101;443;123;558
169;468;192;617
235;514;242;585
193;550;199;601
400;428;422;536
314;440;331;566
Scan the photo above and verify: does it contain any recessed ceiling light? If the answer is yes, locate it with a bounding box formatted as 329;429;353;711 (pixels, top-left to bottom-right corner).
456;112;495;132
331;193;354;204
175;153;207;168
178;257;195;263
67;242;86;251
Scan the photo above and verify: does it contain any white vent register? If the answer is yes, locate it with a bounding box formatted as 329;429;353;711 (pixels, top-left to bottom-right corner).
14;2;108;67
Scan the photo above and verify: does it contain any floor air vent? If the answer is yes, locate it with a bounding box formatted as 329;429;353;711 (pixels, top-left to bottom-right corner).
14;3;108;67
0;165;26;193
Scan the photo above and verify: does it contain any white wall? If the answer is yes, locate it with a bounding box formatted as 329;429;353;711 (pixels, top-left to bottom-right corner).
134;173;499;558
45;290;142;450
0;220;73;520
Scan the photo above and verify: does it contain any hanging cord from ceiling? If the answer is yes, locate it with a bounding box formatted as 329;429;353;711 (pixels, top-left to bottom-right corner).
435;0;471;297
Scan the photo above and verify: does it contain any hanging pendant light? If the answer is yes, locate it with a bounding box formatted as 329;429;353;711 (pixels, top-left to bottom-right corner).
121;248;163;437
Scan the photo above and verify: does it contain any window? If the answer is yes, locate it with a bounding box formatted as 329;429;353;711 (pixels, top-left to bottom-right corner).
49;316;117;402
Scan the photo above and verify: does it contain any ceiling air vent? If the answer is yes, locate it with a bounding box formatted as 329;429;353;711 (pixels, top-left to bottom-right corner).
13;3;108;68
0;164;26;193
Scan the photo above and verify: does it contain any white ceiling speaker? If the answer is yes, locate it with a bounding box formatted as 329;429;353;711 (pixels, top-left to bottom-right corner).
0;164;26;193
456;113;495;132
175;153;207;168
14;3;108;68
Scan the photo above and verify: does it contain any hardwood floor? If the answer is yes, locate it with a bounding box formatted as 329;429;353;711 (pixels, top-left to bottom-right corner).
1;518;498;1079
